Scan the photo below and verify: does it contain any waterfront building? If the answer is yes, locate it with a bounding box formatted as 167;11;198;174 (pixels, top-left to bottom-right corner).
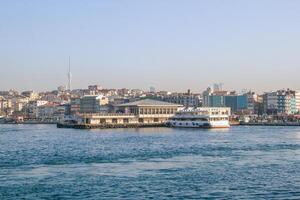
237;95;248;110
78;99;182;125
210;95;225;107
246;92;258;114
36;103;66;122
277;90;297;114
263;90;298;115
224;95;237;112
80;95;108;113
203;87;253;114
202;88;212;107
296;91;300;113
202;88;228;107
223;94;248;113
70;97;81;114
5;99;12;110
0;96;6;112
116;99;182;123
13;100;25;112
263;91;278;114
23;100;48;119
291;97;297;114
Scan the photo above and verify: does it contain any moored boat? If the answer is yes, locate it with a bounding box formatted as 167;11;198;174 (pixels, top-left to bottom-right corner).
167;107;231;128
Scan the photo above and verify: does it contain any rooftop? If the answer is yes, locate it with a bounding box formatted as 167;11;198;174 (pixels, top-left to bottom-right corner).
117;99;182;107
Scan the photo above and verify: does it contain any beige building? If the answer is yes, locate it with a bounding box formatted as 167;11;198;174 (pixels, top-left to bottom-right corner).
79;99;182;125
296;91;300;113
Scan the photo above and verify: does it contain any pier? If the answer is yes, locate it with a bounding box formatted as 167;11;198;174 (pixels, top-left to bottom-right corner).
57;123;166;129
240;122;300;126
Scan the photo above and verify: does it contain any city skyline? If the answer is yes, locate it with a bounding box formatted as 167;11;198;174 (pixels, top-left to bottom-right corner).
1;0;300;92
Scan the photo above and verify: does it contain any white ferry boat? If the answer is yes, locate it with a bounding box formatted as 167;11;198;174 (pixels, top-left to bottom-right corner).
167;107;231;128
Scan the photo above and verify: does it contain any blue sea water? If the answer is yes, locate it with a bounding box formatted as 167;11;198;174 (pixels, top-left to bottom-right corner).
1;125;300;199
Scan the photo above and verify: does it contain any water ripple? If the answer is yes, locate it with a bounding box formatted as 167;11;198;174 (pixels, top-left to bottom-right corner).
1;124;300;199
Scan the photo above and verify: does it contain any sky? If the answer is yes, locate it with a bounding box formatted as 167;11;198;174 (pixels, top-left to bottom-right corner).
0;0;300;93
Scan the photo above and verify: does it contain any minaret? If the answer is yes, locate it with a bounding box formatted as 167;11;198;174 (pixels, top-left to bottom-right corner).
68;56;72;91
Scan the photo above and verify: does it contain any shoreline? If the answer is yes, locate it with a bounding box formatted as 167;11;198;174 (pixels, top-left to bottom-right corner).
0;122;57;125
2;122;300;128
239;122;300;127
57;123;166;129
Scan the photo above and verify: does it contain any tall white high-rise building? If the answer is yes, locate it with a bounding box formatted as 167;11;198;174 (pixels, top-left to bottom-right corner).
295;91;300;113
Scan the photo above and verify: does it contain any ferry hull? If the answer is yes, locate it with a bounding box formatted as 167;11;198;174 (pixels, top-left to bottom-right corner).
166;120;230;129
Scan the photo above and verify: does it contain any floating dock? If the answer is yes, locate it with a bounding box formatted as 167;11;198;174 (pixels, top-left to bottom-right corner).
240;122;300;126
57;123;166;129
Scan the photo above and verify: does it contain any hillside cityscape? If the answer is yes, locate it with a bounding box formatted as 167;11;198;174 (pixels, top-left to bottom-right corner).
1;83;300;124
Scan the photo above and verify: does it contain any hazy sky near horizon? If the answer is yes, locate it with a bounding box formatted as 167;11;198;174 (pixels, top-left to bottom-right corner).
1;0;300;93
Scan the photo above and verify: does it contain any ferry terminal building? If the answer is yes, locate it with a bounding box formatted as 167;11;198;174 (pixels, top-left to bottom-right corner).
78;99;182;125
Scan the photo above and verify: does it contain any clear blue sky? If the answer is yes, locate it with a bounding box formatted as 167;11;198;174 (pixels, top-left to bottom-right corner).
1;0;300;93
